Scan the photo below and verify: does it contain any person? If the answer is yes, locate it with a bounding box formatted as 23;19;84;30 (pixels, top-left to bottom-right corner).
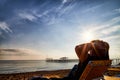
31;40;109;80
73;40;109;80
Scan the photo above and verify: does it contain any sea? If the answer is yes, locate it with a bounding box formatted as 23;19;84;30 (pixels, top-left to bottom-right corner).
0;60;78;74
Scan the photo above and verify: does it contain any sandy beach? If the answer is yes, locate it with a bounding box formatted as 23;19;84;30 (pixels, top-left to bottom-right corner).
0;69;70;80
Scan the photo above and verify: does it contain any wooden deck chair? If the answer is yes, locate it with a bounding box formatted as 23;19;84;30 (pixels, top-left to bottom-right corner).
79;60;112;80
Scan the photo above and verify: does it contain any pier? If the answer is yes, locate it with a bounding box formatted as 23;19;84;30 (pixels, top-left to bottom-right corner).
46;57;78;62
111;58;120;65
46;59;78;62
46;58;120;65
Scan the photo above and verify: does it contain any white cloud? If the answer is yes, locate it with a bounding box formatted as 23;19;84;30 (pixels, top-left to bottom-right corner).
0;22;12;33
82;4;102;13
101;25;120;35
0;48;40;55
110;16;120;24
0;48;45;60
59;4;74;16
18;9;55;25
34;9;58;25
62;0;74;4
62;0;68;4
102;35;120;41
36;10;50;18
19;12;37;21
46;17;56;25
19;48;39;55
89;16;120;33
78;16;120;43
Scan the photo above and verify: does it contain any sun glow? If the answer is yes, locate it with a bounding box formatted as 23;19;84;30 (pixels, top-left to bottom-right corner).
82;31;95;42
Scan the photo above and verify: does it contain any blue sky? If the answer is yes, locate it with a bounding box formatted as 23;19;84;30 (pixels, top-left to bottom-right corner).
0;0;120;60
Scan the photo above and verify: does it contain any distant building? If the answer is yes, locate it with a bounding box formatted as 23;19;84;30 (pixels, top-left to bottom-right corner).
60;57;68;60
46;58;53;62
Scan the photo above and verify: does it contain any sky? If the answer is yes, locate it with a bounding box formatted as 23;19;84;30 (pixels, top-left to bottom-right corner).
0;0;120;60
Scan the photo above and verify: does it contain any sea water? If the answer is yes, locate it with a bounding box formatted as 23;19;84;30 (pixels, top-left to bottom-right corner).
0;60;78;74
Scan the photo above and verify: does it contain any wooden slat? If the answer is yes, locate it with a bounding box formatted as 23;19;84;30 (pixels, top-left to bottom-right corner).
79;60;112;80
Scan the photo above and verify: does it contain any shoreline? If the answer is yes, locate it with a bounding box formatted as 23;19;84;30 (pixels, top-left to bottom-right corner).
0;69;71;80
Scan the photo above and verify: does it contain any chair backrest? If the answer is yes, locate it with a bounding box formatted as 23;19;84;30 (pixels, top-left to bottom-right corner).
79;60;112;80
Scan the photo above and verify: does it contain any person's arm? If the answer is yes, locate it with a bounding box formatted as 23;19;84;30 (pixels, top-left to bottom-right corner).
75;44;84;59
75;43;91;63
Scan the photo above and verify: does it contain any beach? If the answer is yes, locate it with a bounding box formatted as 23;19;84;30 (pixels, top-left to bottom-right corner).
0;69;70;80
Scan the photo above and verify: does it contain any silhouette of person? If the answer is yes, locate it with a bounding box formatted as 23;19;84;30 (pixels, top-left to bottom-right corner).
73;40;109;80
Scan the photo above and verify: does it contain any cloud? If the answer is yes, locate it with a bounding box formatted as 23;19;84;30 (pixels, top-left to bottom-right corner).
0;48;38;56
114;8;120;13
58;4;74;17
62;0;73;4
62;0;74;4
0;48;45;60
102;35;120;41
89;16;120;33
82;4;102;13
93;16;120;32
78;15;120;43
15;0;75;25
110;16;120;24
0;49;27;56
101;25;120;35
18;11;37;21
18;9;54;25
62;0;67;4
0;22;12;33
35;10;50;18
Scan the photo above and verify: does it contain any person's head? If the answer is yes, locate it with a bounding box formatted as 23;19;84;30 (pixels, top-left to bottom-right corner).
90;40;109;60
90;40;109;50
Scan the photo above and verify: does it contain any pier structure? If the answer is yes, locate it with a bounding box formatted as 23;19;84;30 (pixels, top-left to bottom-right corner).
46;57;120;65
111;58;120;65
46;59;78;62
46;57;78;62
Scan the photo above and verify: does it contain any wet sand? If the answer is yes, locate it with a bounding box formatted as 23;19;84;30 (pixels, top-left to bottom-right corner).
0;69;70;80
